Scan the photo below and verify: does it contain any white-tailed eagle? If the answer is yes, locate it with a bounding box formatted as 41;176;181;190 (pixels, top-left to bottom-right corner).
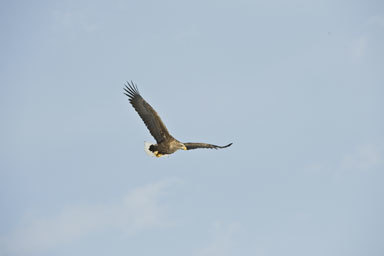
124;81;232;157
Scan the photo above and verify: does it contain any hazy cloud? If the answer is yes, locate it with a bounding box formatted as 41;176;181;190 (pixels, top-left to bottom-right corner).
367;15;384;28
305;144;382;176
340;144;382;171
196;221;240;256
0;178;179;255
350;36;368;59
51;9;99;33
349;15;384;60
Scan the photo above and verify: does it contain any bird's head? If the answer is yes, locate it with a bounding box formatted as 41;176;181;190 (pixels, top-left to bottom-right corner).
178;142;187;151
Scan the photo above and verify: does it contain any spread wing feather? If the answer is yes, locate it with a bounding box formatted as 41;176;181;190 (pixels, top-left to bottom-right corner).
124;81;171;143
184;142;232;150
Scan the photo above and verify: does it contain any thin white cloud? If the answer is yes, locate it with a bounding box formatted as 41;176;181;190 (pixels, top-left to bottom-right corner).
51;9;99;33
0;178;180;255
366;15;384;28
350;36;368;59
305;144;382;176
340;144;382;171
349;14;384;60
196;221;240;256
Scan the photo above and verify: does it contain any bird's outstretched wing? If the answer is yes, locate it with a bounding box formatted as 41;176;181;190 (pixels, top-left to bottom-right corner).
124;81;171;143
184;142;232;150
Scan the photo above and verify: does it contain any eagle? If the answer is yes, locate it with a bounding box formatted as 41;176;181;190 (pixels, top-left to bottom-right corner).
124;81;232;157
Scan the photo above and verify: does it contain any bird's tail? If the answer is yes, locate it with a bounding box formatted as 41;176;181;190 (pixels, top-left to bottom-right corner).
144;142;156;157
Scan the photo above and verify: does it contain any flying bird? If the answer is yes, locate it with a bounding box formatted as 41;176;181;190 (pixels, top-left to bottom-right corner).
124;81;232;157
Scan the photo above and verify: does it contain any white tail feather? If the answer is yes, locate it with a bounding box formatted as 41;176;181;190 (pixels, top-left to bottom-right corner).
144;142;156;157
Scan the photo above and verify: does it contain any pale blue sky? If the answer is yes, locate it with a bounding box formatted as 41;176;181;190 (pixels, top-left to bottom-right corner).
1;0;383;255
